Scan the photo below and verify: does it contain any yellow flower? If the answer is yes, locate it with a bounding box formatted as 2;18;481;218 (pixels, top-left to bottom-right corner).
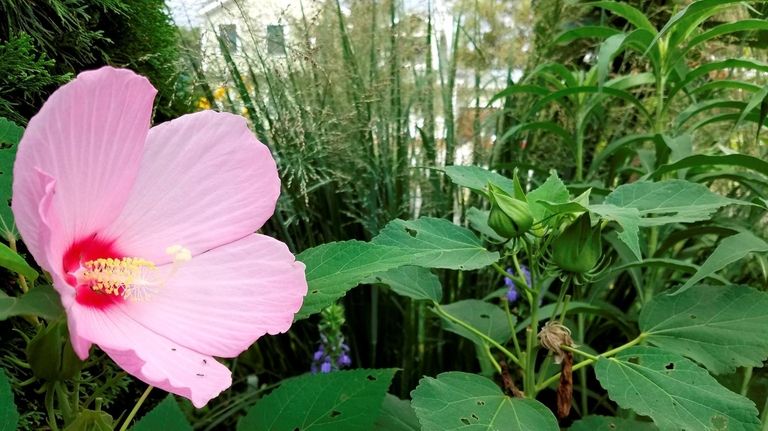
213;86;227;101
241;106;250;117
196;97;211;110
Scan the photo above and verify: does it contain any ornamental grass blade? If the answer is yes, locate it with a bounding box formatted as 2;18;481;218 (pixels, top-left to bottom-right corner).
641;284;768;374
411;372;559;431
594;347;760;431
676;231;768;293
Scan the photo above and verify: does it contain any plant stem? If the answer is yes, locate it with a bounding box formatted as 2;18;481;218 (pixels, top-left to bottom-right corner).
119;385;153;431
45;384;60;431
433;303;521;366
491;262;532;296
502;300;522;359
483;344;502;374
536;334;645;391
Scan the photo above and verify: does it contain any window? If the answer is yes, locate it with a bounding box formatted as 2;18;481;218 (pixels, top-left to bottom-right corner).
219;24;238;53
267;24;286;56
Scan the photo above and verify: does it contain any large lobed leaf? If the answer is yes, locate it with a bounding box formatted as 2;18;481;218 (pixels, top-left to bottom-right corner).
296;218;497;319
440;300;513;346
238;369;397;431
0;368;18;431
594;346;760;431
641;284;768;374
371;218;499;271
441;165;516;196
132;396;191;431
373;394;420;431
569;415;658;431
411;372;559;431
364;266;443;303
0;284;63;321
0;117;22;241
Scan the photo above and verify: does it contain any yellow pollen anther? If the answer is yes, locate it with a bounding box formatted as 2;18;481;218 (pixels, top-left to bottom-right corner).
81;257;156;297
79;245;193;302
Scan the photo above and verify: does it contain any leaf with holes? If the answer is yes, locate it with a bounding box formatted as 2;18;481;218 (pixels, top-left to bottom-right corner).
364;266;442;302
676;231;768;293
411;372;558;431
439;300;513;346
373;394;420;431
372;218;499;271
569;416;658;431
441;165;516;196
0;368;18;431
594;347;759;431
237;369;397;431
0;117;22;241
132;395;191;431
295;241;414;320
641;285;768;375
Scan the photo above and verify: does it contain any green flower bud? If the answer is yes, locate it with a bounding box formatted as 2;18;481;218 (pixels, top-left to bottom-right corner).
552;212;602;273
487;182;533;239
26;320;83;381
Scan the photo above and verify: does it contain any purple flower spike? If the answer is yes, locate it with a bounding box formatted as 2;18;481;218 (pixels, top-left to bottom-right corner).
503;265;530;304
338;354;352;367
320;361;332;373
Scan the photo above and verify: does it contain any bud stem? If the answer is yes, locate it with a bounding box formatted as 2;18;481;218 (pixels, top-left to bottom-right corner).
119;385;153;431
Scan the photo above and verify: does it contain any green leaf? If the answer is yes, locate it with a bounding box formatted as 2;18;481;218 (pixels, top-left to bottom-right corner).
440;300;513;346
0;368;18;431
651;153;768;179
296;241;413;320
0;117;22;241
466;207;505;242
0;284;64;321
0;241;38;281
238;369;397;431
642;285;768;375
411;372;559;431
677;231;768;293
570;416;658;431
685;19;768;54
373;394;420;431
594;346;760;431
441;165;515;196
132;396;191;431
589;1;656;33
736;84;768;130
297;218;498;319
364;266;442;302
372;218;499;271
589;204;642;259
526;170;569;224
603;180;739;226
554;26;622;45
597;33;628;87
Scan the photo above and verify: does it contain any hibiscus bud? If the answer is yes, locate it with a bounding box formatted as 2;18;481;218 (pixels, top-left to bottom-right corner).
551;213;602;273
487;183;533;239
26;320;83;381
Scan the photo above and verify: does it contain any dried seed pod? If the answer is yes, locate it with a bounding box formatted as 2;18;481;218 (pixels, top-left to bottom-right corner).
537;320;574;364
557;350;573;419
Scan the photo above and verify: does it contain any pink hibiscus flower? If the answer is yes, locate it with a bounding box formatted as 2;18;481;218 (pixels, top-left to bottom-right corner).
11;67;308;407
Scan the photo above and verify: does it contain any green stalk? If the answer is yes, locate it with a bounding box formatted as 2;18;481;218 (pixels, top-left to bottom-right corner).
536;334;646;391
433;303;521;366
118;386;153;431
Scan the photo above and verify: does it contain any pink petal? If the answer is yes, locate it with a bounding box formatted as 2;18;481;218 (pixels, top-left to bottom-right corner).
98;111;280;264
67;301;231;407
12;67;156;267
117;234;307;357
